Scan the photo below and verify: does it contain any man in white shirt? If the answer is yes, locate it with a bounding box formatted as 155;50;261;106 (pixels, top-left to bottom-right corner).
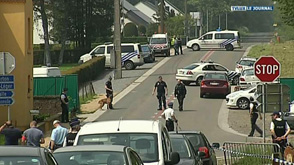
161;102;178;131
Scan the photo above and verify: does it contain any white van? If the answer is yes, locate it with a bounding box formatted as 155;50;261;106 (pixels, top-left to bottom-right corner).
78;43;144;70
149;34;170;56
33;67;61;77
187;30;241;51
74;120;180;165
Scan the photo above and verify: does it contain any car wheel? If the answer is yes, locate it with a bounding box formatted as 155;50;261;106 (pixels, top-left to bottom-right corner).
166;50;170;57
225;44;234;51
124;61;135;70
237;97;250;109
200;93;204;98
182;81;191;86
192;44;200;51
232;76;239;85
196;76;203;86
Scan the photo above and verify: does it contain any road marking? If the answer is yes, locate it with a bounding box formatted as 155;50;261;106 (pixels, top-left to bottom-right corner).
242;44;256;57
153;93;175;120
200;50;215;62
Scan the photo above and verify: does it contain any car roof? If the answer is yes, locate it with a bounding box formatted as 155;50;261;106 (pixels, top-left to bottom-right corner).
0;146;44;157
54;145;126;153
185;61;216;67
207;30;239;34
151;34;167;38
169;134;185;138
79;120;162;135
240;57;257;61
169;130;202;134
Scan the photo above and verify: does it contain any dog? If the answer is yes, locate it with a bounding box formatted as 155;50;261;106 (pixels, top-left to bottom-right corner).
98;97;111;110
284;145;294;162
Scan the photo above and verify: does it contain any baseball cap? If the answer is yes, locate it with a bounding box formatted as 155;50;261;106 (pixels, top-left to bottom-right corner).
271;112;280;116
53;120;60;125
168;102;173;107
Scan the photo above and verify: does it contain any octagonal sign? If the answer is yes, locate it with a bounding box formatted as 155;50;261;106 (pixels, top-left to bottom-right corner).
254;56;280;82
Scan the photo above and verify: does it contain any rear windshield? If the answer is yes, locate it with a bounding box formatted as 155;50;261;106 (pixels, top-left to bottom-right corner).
150;38;167;44
170;138;191;159
204;73;227;80
239;60;255;66
121;45;135;53
183;64;199;70
242;69;254;76
183;134;206;150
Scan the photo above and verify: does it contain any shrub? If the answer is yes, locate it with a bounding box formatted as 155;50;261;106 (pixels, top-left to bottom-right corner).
138;25;147;36
62;56;105;85
123;23;138;37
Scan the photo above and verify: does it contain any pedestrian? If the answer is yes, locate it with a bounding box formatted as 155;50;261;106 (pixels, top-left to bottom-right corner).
0;121;22;145
270;111;291;155
161;102;178;131
248;97;263;137
173;36;179;55
170;37;175;55
63;118;80;147
174;79;186;111
105;76;114;109
152;76;168;110
21;121;45;147
60;88;69;123
177;37;183;55
50;120;68;151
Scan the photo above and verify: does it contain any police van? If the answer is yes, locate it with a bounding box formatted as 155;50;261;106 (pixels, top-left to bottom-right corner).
78;43;144;70
187;30;241;51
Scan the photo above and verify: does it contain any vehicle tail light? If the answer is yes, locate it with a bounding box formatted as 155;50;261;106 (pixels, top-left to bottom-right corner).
223;82;229;87
199;147;210;158
187;71;193;75
137;54;140;59
201;81;206;87
240;77;245;81
238;65;243;69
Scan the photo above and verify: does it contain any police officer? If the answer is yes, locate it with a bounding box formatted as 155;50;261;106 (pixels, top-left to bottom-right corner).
152;76;168;110
270;111;291;155
63;118;80;146
60;88;69;123
105;76;114;109
161;102;178;131
174;79;186;111
248;97;263;137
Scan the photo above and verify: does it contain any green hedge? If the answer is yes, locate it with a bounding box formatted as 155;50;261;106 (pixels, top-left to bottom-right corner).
62;56;105;85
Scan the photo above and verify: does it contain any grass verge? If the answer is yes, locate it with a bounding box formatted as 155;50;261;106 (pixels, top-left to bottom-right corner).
0;134;5;145
79;94;97;105
247;41;294;78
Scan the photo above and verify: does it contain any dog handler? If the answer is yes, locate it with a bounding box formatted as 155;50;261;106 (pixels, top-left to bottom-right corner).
105;76;114;109
161;102;178;131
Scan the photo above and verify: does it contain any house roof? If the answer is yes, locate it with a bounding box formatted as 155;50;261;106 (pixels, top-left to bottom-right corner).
165;0;184;15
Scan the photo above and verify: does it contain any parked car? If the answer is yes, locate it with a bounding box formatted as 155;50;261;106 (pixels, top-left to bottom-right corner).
235;57;256;73
33;67;61;77
239;68;261;88
176;61;240;86
53;145;143;165
169;134;204;165
200;72;231;98
171;131;219;165
74;120;180;165
226;86;257;109
186;30;241;51
142;44;155;63
78;43;144;70
149;33;170;56
283;112;294;130
0;146;58;165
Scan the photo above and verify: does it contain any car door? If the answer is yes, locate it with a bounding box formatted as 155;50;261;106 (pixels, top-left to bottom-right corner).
213;64;228;74
199;34;213;48
202;134;217;165
106;45;113;66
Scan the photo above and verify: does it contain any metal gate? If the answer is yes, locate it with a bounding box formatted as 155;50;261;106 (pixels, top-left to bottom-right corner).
222;142;281;165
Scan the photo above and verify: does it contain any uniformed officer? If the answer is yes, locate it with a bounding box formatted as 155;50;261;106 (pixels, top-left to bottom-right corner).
63;118;80;146
60;88;69;123
248;97;262;137
161;102;178;131
174;79;186;111
105;76;114;109
152;76;168;110
270;111;291;155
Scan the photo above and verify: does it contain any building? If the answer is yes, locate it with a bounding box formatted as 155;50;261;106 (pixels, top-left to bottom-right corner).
0;0;33;130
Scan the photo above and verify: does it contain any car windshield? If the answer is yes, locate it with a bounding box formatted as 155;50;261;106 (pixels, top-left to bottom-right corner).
54;151;126;165
183;64;199;70
182;134;206;151
0;156;41;165
77;133;158;163
204;73;227;80
150;38;167;44
141;46;150;52
242;69;254;76
239;60;255;66
170;138;191;159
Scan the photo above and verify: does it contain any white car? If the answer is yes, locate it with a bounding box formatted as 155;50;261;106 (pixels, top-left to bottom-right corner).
226;86;257;109
176;61;240;85
239;68;261;88
235;57;256;73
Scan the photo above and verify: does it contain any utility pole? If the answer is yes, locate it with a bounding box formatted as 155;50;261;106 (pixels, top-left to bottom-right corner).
114;0;122;79
184;0;188;43
206;9;208;32
225;12;228;30
160;0;165;33
218;14;220;29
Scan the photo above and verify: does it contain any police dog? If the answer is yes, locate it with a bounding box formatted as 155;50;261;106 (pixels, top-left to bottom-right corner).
98;97;111;110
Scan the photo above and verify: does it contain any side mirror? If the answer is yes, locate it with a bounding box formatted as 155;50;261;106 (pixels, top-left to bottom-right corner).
198;151;206;159
212;143;220;149
165;152;180;165
200;37;204;40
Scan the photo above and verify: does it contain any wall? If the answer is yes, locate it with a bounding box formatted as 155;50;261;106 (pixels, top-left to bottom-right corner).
33;96;61;115
0;0;33;130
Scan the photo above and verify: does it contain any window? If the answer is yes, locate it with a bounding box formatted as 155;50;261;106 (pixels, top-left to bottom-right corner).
202;65;215;71
239;60;255;67
161;132;168;161
203;34;213;40
129;150;143;165
94;47;105;54
107;46;114;53
170;138;191;159
184;64;199;70
121;45;135;53
0;156;42;165
242;69;254;76
45;152;57;165
204;73;227;80
214;65;228;71
215;33;235;39
150;38;167;44
249;88;256;93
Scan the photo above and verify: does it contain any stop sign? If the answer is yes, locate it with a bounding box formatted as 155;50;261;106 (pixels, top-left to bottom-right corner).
254;56;280;82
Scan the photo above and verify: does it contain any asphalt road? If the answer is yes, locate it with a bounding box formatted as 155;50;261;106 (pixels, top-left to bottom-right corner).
94;44;257;156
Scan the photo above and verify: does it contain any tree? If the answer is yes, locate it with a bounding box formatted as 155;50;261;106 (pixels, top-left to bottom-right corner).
165;15;185;36
275;0;294;27
123;23;138;37
138;25;147;36
147;23;159;36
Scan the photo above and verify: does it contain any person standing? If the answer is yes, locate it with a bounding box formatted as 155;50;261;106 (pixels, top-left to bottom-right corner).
177;37;183;55
0;121;22;145
174;79;186;111
270;111;291;155
21;121;45;147
161;102;178;131
105;76;114;109
50;120;68;151
248;97;263;137
170;36;175;55
174;36;179;55
60;88;69;123
63;118;80;146
152;76;168;110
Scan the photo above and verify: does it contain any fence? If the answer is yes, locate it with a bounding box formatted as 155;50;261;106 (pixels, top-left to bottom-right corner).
222;142;282;165
33;75;79;112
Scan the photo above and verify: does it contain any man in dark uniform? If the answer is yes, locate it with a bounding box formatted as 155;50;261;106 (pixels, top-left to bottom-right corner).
270;111;291;155
248;97;263;137
60;88;69;123
0;121;22;145
63;118;80;146
177;37;183;55
105;76;114;109
174;79;186;111
152;76;168;110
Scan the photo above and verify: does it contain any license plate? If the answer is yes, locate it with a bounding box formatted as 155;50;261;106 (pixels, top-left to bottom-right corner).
178;71;184;74
210;82;219;85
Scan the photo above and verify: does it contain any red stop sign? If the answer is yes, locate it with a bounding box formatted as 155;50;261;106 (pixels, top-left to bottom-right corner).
254;56;281;82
